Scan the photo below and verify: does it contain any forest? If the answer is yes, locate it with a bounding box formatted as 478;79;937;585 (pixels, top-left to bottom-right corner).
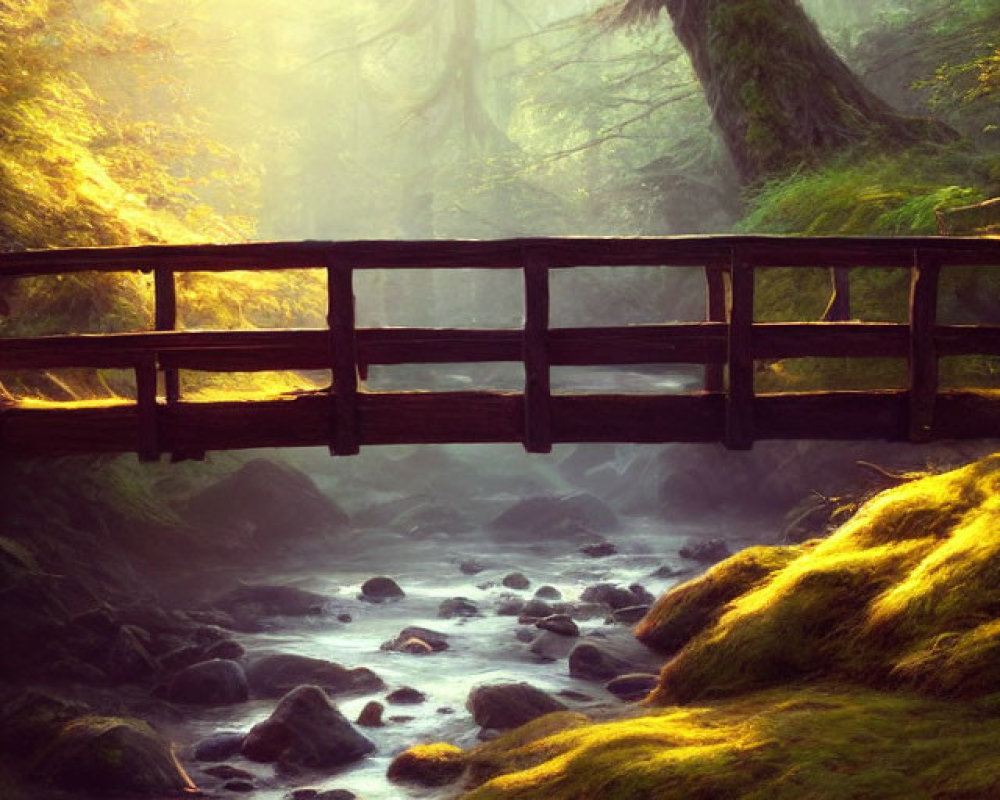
1;1;1000;799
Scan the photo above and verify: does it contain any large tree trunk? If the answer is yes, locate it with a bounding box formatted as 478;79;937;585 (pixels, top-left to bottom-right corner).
621;0;956;184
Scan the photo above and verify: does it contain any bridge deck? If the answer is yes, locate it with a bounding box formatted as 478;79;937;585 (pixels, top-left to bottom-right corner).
1;236;998;460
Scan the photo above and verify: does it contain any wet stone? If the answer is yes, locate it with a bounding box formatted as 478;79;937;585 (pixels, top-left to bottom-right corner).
386;686;426;705
502;572;531;590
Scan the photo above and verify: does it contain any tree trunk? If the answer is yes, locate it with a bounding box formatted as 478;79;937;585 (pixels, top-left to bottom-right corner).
621;0;956;183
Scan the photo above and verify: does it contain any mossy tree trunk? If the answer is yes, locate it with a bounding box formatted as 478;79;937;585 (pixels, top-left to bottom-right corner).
621;0;956;184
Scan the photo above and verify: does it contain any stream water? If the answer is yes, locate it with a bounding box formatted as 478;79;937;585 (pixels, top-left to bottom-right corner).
166;506;770;800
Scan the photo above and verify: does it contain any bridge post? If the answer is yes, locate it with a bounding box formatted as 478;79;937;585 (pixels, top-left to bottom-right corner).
704;262;727;392
154;266;180;404
523;249;552;453
725;254;754;450
328;260;360;455
135;354;159;462
909;251;940;442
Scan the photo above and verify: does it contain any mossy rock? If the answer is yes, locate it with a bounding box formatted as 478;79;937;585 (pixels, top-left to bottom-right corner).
635;544;806;654
387;742;466;787
33;715;195;796
646;453;1000;704
459;684;1000;799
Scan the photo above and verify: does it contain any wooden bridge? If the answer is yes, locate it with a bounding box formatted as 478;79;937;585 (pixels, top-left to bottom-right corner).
0;236;998;461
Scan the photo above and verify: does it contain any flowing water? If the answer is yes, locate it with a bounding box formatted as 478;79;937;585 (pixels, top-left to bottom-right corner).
166;507;770;800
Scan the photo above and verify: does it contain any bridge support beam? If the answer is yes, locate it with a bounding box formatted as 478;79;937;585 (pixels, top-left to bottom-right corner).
523;250;552;453
328;261;360;455
725;256;755;450
909;252;940;442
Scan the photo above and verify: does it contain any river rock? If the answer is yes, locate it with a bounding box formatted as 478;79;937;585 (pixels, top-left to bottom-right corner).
34;716;195;796
215;583;329;631
387;743;465;787
528;630;577;661
186;458;349;551
242;685;374;769
605;673;659;702
194;731;245;762
438;597;480;618
359;576;405;603
568;634;664;682
678;537;732;564
0;690;89;758
580;541;617;558
495;595;526;616
459;560;486;575
580;583;644;610
386;686;426;705
534;585;562;600
488;493;619;541
167;658;249;705
629;583;656;605
356;701;384;727
536;614;579;637
204;638;246;660
522;597;555;619
246;653;383;699
502;572;530;590
106;625;158;682
381;626;450;653
610;605;652;625
289;790;357;800
466;683;566;729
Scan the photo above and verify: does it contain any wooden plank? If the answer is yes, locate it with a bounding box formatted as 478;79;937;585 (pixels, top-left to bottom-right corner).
4;389;1000;457
135;355;159;462
753;322;909;359
2;236;998;277
523;250;552;453
328;262;360;455
548;324;727;366
935;325;1000;356
358;328;522;365
154;266;180;403
909;252;940;442
704;264;727;390
550;394;723;442
755;391;907;440
725;256;755;449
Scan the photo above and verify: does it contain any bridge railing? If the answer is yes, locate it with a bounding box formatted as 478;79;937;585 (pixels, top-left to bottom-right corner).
1;236;999;460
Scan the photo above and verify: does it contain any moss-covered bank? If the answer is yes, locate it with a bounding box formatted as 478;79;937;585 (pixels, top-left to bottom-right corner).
426;453;1000;799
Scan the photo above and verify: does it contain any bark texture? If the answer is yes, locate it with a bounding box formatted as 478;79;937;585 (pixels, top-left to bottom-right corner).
620;0;956;183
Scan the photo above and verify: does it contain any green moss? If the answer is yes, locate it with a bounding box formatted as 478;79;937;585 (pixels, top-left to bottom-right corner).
460;685;1000;800
635;544;807;654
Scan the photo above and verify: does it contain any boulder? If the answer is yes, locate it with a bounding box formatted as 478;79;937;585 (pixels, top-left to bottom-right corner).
246;654;383;699
467;683;566;729
381;626;449;653
488;493;618;541
580;583;644;610
34;716;195;796
610;605;652;625
495;595;526;616
359;576;405;603
387;743;465;787
534;585;562;600
242;685;374;769
215;583;329;631
569;635;664;682
580;541;617;558
356;701;384;727
186;458;349;551
167;659;249;705
528;630;577;661
106;625;158;682
459;560;486;575
679;538;732;564
0;690;89;759
194;731;245;762
386;686;426;705
605;673;659;702
536;615;579;637
502;572;530;590
438;597;480;618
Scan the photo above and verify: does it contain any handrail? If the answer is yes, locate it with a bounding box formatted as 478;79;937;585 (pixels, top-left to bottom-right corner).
0;235;998;460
